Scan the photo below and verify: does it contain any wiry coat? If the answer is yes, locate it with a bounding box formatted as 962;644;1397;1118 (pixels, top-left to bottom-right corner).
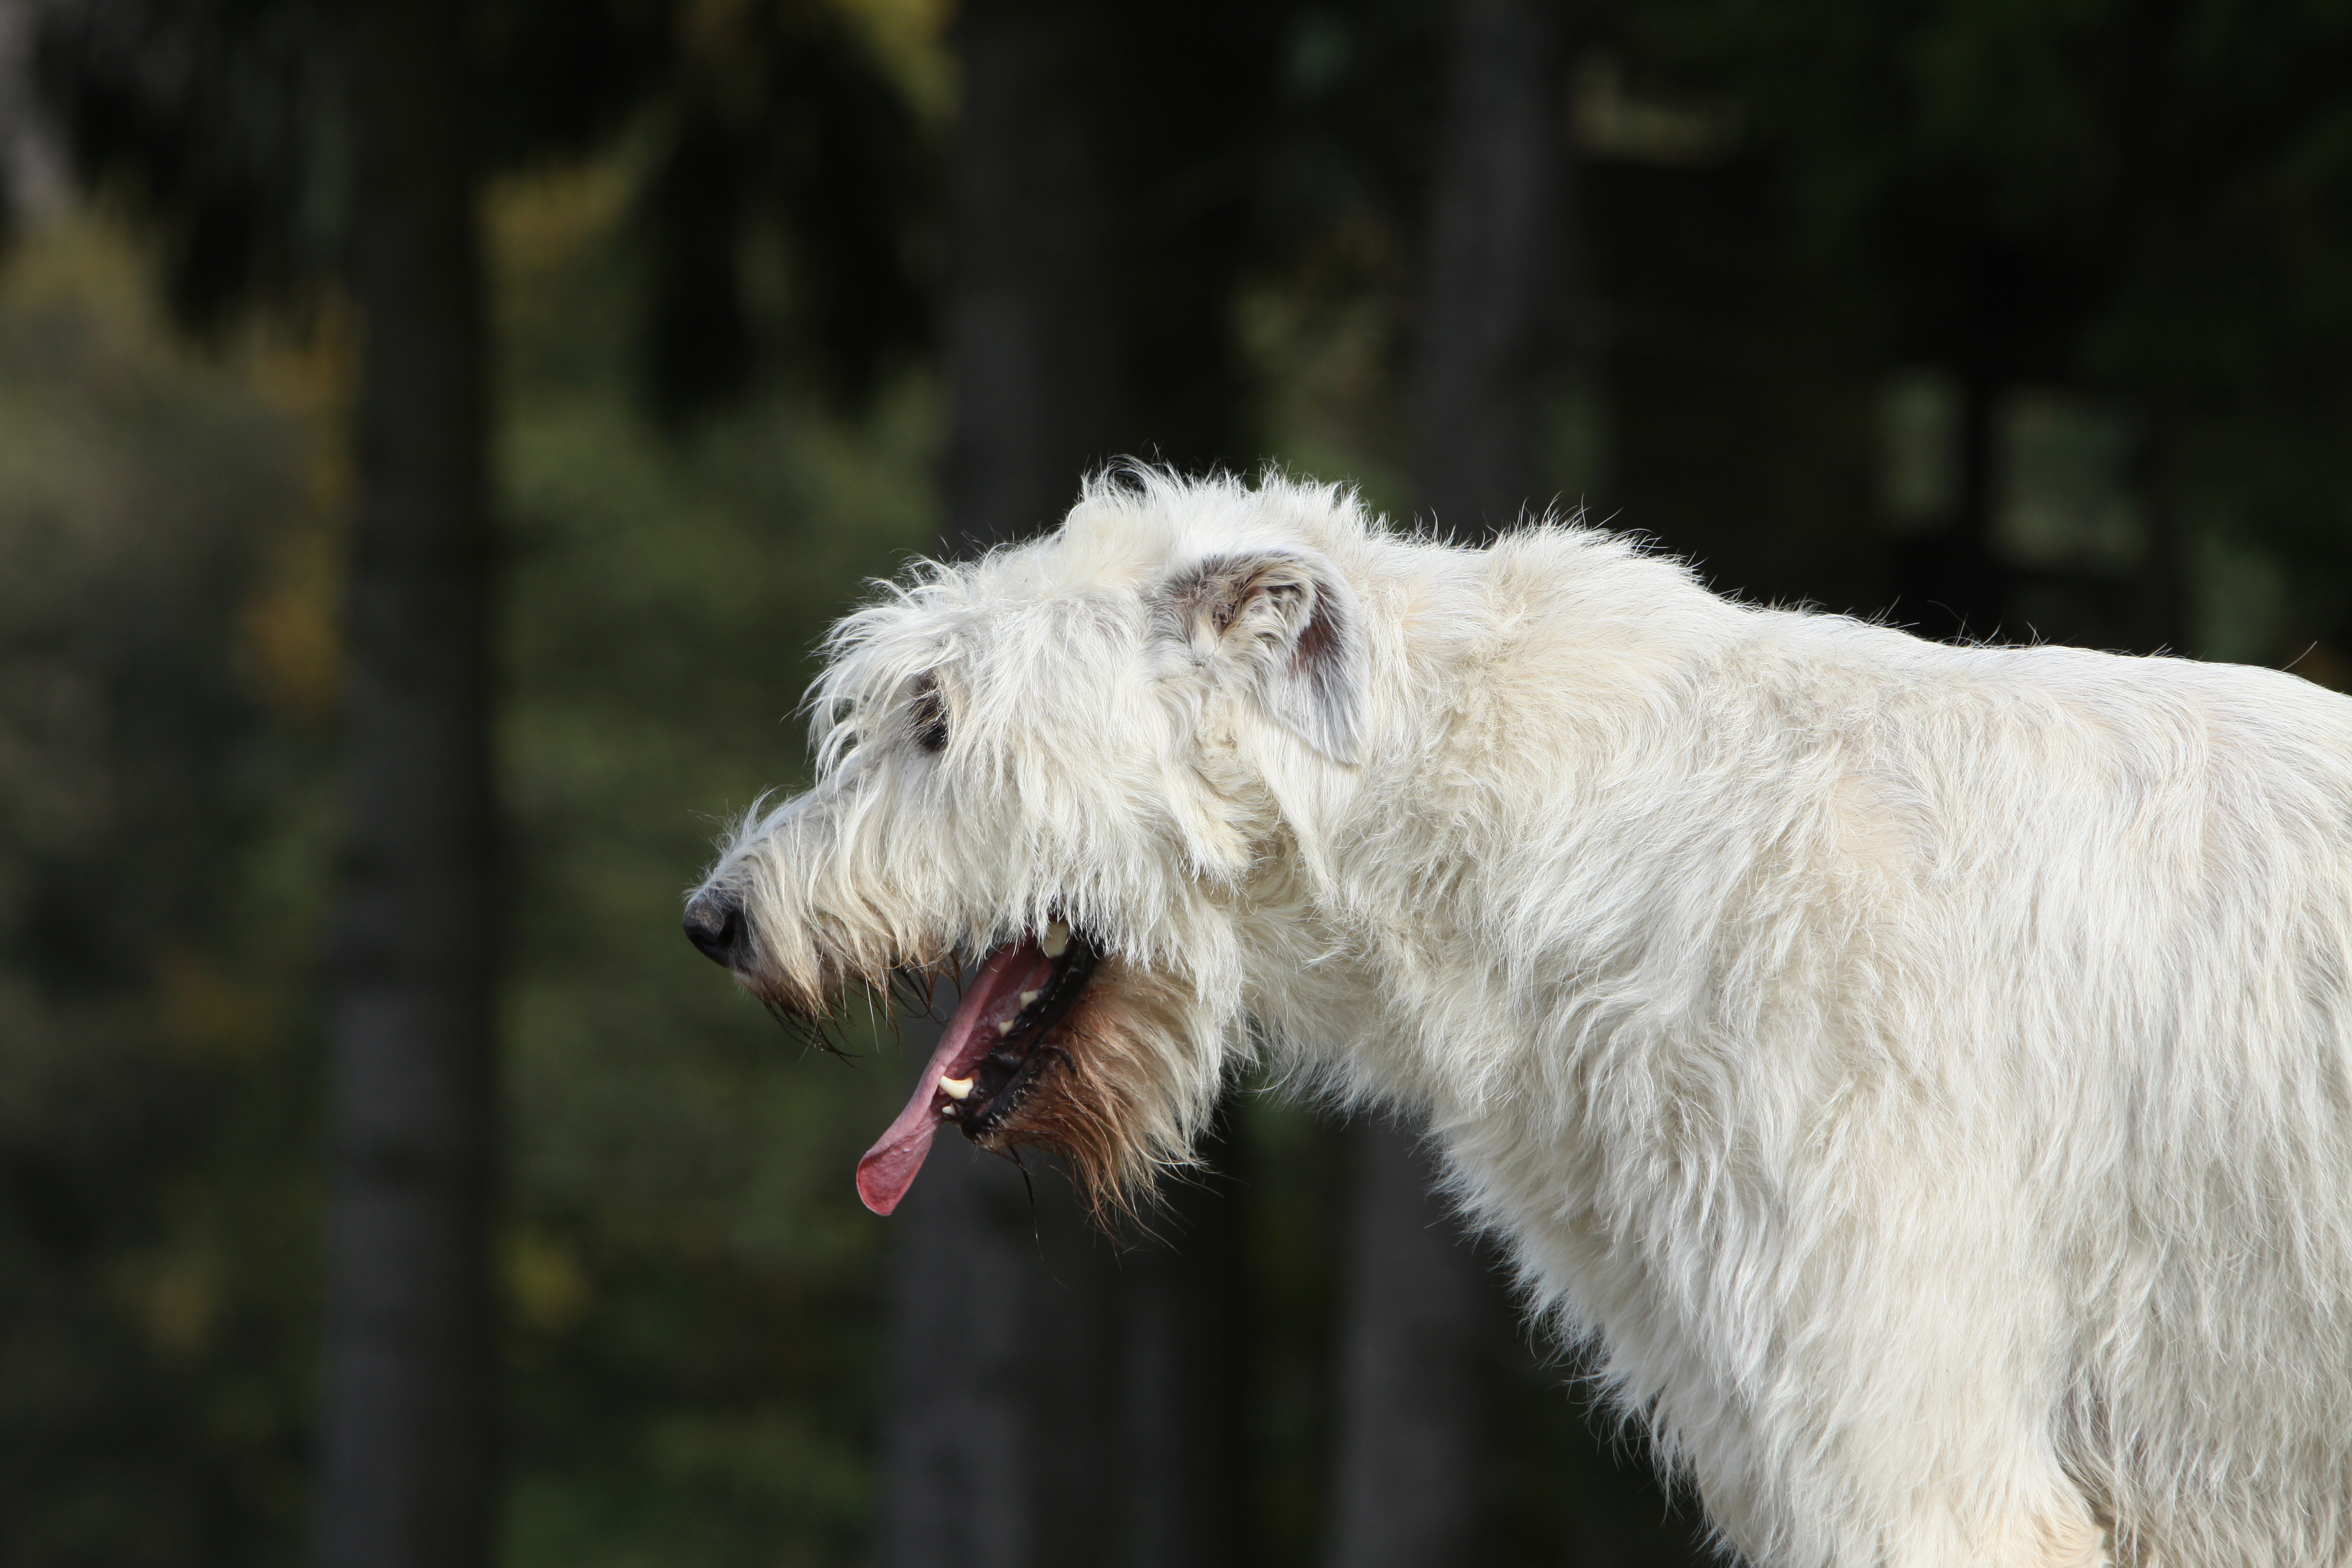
691;472;2352;1568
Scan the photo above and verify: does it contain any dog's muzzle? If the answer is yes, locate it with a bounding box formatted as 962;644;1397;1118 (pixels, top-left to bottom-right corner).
682;893;747;968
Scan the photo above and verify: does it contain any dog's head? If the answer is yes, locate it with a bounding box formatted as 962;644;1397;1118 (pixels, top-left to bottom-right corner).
683;471;1376;1217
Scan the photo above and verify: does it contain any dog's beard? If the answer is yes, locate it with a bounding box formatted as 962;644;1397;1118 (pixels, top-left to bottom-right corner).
856;921;1098;1214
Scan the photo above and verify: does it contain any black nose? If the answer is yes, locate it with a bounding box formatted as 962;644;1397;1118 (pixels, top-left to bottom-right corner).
682;895;746;967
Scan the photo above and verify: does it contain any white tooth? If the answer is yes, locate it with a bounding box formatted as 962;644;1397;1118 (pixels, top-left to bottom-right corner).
939;1075;973;1101
1019;990;1040;1007
1040;922;1070;958
997;1019;1014;1035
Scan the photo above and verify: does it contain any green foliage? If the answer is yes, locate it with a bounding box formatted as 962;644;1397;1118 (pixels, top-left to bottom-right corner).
0;161;942;1568
0;217;332;1567
492;162;937;1568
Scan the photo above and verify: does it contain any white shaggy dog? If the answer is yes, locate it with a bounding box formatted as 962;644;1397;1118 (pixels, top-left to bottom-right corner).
685;471;2352;1568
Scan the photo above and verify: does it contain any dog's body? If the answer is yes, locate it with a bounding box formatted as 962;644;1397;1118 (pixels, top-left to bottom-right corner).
688;473;2352;1568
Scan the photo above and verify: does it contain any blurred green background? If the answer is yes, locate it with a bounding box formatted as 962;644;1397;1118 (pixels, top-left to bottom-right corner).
5;0;2352;1564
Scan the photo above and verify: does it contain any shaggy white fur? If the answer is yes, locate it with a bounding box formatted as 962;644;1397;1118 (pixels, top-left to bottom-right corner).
688;470;2352;1568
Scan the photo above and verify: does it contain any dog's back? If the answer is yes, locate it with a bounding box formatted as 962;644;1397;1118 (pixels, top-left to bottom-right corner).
1353;532;2352;1565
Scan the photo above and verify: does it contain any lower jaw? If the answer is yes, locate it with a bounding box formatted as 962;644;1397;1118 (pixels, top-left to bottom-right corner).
953;1045;1054;1142
855;925;1096;1213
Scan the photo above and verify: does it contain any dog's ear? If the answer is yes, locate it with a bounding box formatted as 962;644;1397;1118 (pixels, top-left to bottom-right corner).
1165;551;1365;764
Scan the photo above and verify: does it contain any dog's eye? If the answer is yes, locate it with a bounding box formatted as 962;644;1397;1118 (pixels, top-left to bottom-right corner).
908;677;948;754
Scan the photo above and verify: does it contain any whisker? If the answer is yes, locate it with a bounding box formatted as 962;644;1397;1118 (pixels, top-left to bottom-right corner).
888;967;940;1023
763;997;854;1060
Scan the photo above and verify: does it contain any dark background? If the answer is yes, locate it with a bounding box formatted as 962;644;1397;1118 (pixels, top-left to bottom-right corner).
4;0;2351;1564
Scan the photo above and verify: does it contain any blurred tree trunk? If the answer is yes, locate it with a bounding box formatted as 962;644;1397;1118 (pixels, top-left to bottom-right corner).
1329;3;1568;1563
1325;1122;1502;1568
1413;0;1570;541
315;2;497;1567
1124;1116;1256;1568
1893;362;2007;643
872;4;1122;1566
873;1134;1122;1568
936;0;1116;556
2135;407;2189;654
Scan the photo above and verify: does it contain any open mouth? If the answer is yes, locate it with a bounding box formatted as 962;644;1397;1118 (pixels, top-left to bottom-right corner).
855;920;1099;1215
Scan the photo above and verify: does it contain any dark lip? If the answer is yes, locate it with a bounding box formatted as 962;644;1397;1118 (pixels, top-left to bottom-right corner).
957;928;1100;1140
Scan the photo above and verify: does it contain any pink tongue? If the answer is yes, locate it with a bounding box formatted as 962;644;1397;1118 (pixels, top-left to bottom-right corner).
856;937;1056;1215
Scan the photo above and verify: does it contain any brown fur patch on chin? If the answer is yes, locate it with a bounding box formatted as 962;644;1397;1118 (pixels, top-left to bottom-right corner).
976;957;1198;1225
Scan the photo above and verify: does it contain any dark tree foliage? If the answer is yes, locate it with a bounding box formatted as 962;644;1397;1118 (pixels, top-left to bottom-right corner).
1631;0;2352;637
634;0;930;421
1257;0;1445;300
34;0;929;415
33;0;332;331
